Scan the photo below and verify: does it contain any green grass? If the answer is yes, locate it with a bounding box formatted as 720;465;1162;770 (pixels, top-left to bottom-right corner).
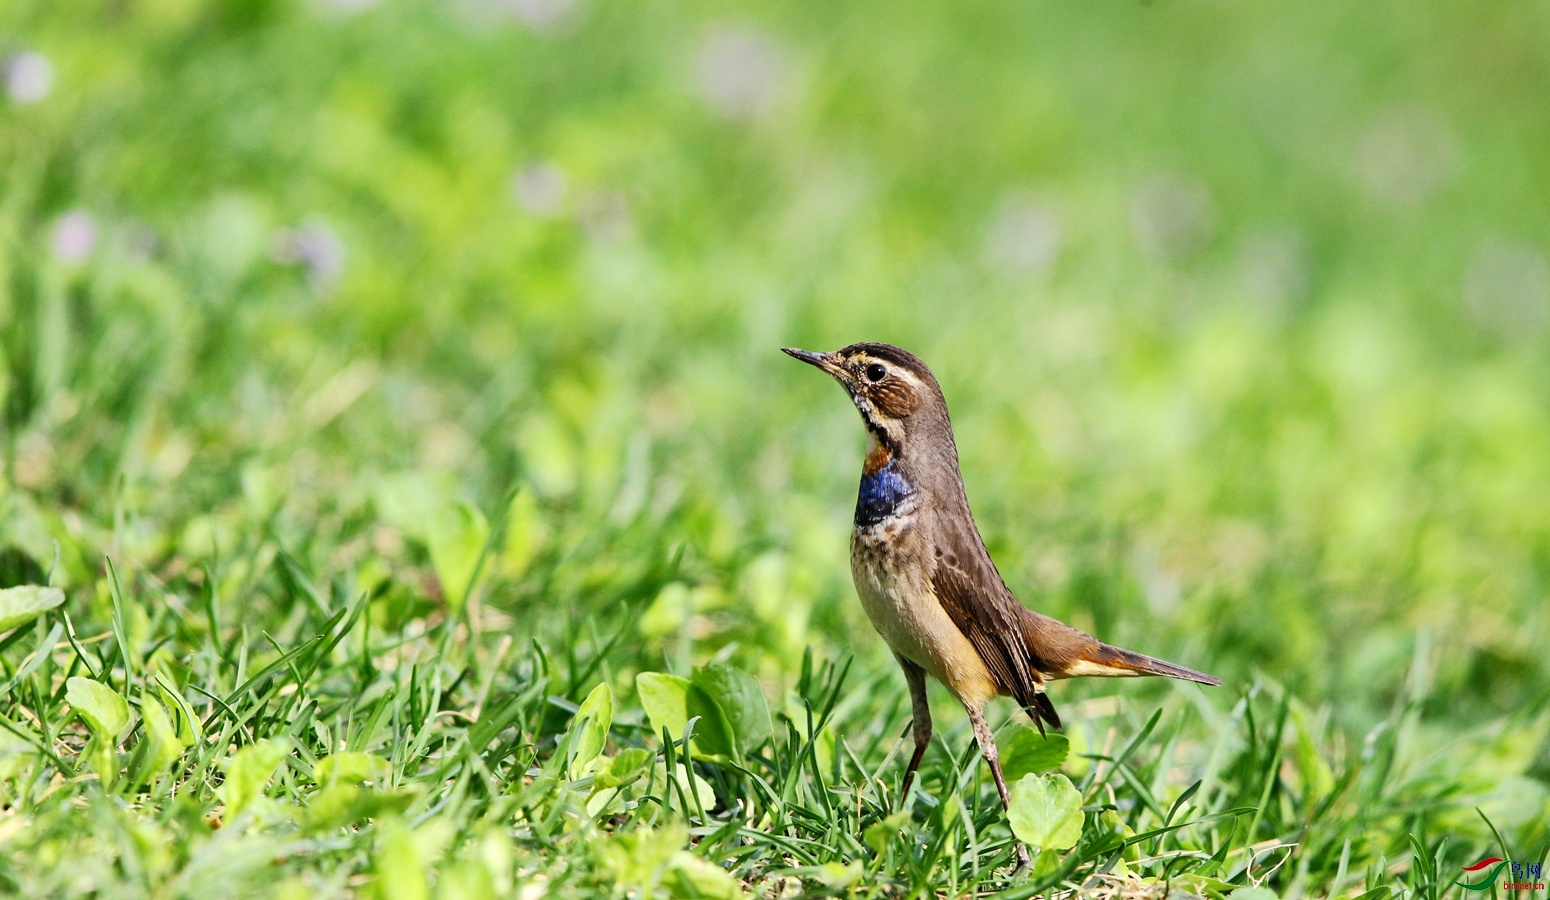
2;0;1549;896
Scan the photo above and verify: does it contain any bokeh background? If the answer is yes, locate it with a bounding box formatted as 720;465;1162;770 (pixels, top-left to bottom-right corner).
2;0;1548;894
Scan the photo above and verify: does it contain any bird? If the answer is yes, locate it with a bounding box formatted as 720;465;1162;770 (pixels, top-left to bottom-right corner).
783;342;1221;867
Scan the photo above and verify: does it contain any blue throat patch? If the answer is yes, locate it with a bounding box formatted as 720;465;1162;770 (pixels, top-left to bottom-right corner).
856;460;914;527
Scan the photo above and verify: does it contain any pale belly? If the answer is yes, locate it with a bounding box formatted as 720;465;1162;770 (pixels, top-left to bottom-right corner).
850;524;1000;707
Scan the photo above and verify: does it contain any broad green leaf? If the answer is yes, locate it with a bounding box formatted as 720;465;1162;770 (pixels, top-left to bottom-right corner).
692;664;773;751
999;725;1070;781
305;783;362;831
501;488;543;578
429;502;490;613
517;414;579;496
84;739;118;787
666;851;744;900
376;816;428;900
316;751;392;786
587;784;625;819
594;748;653;790
1008;772;1084;850
437;860;498;900
864;811;910;854
305;782;416;832
219;739;288;819
1091;808;1136;857
599;822;686;890
1177;873;1242;894
639;583;690;639
815;861;864;890
153;673;202;744
1230;889;1280;900
373;472;453;543
66;676;130;738
1290;702;1335;799
636;672;691;741
67;679;126;785
656;762;716;813
685;683;736;758
239;462;285;516
136;693;186;780
0;727;31;781
459;829;514;899
1028;848;1063;882
566;682;613;779
0;585;65;633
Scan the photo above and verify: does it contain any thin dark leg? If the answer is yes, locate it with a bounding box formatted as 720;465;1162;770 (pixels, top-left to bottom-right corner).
897;656;932;801
966;704;1032;869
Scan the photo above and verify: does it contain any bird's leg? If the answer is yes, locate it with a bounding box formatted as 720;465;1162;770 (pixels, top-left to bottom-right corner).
966;704;1032;869
897;656;932;801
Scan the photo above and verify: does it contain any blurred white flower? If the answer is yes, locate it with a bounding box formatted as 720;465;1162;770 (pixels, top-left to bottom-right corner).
455;0;581;33
319;0;380;14
1353;105;1457;209
512;162;567;217
1238;227;1309;314
51;210;97;264
506;0;579;31
13;431;54;489
1463;237;1549;337
272;219;346;291
1130;173;1216;261
577;191;632;244
123;222;160;262
696;24;783;120
5;51;54;104
981;193;1062;276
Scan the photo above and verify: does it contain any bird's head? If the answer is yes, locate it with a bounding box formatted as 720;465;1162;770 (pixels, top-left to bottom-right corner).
782;343;946;454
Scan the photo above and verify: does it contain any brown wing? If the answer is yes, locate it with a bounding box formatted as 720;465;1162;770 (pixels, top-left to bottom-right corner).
930;517;1063;732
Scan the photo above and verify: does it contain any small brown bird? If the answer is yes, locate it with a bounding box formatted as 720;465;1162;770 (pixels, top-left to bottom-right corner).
784;342;1220;866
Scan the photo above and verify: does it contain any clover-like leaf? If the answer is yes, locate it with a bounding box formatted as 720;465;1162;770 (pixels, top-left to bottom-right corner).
566;682;613;779
664;762;716;812
594;748;653;790
428;501;490;613
304;782;416;832
1008;772;1084;850
636;672;690;741
316;751;392;786
685;684;736;758
501;488;544;578
0;585;65;634
666;851;745;900
66;677;130;739
999;725;1069;782
692;663;773;752
135;692;186;781
219;739;288;819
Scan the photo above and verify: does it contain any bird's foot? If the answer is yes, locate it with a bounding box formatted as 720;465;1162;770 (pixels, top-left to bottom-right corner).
1013;842;1032;871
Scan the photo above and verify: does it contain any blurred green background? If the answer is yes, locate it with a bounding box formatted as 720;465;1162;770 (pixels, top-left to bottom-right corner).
2;0;1548;894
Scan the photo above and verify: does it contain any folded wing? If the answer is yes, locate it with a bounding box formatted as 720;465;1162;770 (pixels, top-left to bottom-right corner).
931;517;1220;734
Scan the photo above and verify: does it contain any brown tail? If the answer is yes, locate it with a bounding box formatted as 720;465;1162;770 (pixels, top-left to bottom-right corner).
1019;608;1222;685
1081;642;1222;686
1014;609;1221;734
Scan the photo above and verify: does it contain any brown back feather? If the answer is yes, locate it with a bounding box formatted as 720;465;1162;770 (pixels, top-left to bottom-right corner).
929;514;1065;732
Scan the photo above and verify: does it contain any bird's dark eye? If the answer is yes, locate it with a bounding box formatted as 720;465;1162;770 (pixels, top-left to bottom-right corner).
864;363;887;382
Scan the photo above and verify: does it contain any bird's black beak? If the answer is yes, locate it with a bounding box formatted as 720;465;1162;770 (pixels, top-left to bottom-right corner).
781;347;840;375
